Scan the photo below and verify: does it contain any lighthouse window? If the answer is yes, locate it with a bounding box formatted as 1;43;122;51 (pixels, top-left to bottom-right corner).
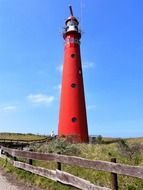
72;117;77;123
71;83;76;88
71;53;76;58
70;38;74;43
79;70;82;75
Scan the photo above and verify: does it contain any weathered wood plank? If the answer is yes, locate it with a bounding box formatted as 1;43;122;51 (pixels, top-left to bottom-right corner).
2;147;56;161
56;170;111;190
13;161;111;190
2;146;143;179
13;161;57;181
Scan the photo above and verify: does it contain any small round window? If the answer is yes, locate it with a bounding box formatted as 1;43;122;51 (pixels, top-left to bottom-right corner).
71;53;76;58
71;83;77;88
79;70;82;74
72;117;77;123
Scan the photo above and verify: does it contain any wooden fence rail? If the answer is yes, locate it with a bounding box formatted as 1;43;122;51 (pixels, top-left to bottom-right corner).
12;161;111;190
0;137;50;143
1;146;143;190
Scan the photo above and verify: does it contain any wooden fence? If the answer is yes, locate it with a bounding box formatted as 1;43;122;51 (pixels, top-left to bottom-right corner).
0;137;52;149
1;146;143;190
0;137;51;144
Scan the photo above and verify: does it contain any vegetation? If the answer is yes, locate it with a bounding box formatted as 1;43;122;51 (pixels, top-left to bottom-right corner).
0;132;46;141
0;134;143;190
117;139;142;163
30;137;81;155
0;158;77;190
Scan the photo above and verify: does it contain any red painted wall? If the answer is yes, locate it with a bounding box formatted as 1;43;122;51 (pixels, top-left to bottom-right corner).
58;19;89;143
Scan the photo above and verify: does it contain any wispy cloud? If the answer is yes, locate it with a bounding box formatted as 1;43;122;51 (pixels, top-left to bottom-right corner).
54;84;61;92
27;94;55;105
82;61;95;69
87;105;96;110
56;64;63;72
56;61;95;72
0;106;17;112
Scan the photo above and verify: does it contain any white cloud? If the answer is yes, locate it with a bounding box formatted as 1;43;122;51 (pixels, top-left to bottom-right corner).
58;84;61;90
87;105;96;110
54;84;61;92
1;106;17;112
56;61;95;72
82;61;95;69
56;64;63;72
27;94;55;105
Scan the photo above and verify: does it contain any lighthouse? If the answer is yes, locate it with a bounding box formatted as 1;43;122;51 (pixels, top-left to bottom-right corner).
58;6;89;143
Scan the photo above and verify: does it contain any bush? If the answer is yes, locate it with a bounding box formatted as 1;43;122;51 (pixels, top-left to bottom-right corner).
30;138;81;156
117;139;143;164
96;135;103;144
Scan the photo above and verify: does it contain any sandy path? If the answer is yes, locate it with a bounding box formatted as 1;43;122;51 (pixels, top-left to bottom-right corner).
0;169;18;190
0;168;41;190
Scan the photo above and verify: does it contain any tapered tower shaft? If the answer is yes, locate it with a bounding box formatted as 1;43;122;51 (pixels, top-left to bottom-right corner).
58;6;89;143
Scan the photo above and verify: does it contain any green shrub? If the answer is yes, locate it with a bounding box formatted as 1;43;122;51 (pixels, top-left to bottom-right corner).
117;139;143;164
30;138;81;156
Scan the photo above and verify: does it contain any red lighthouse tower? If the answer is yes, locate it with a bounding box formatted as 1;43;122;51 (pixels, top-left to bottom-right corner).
58;6;89;143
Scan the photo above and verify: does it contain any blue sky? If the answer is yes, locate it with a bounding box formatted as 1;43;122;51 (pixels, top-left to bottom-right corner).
0;0;143;137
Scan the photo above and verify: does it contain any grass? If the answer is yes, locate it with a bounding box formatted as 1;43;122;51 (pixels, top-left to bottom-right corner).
0;132;46;141
0;134;143;190
0;159;77;190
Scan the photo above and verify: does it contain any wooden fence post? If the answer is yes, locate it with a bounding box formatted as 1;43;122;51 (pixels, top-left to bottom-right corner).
5;152;9;157
111;158;118;190
28;149;33;165
57;152;61;170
